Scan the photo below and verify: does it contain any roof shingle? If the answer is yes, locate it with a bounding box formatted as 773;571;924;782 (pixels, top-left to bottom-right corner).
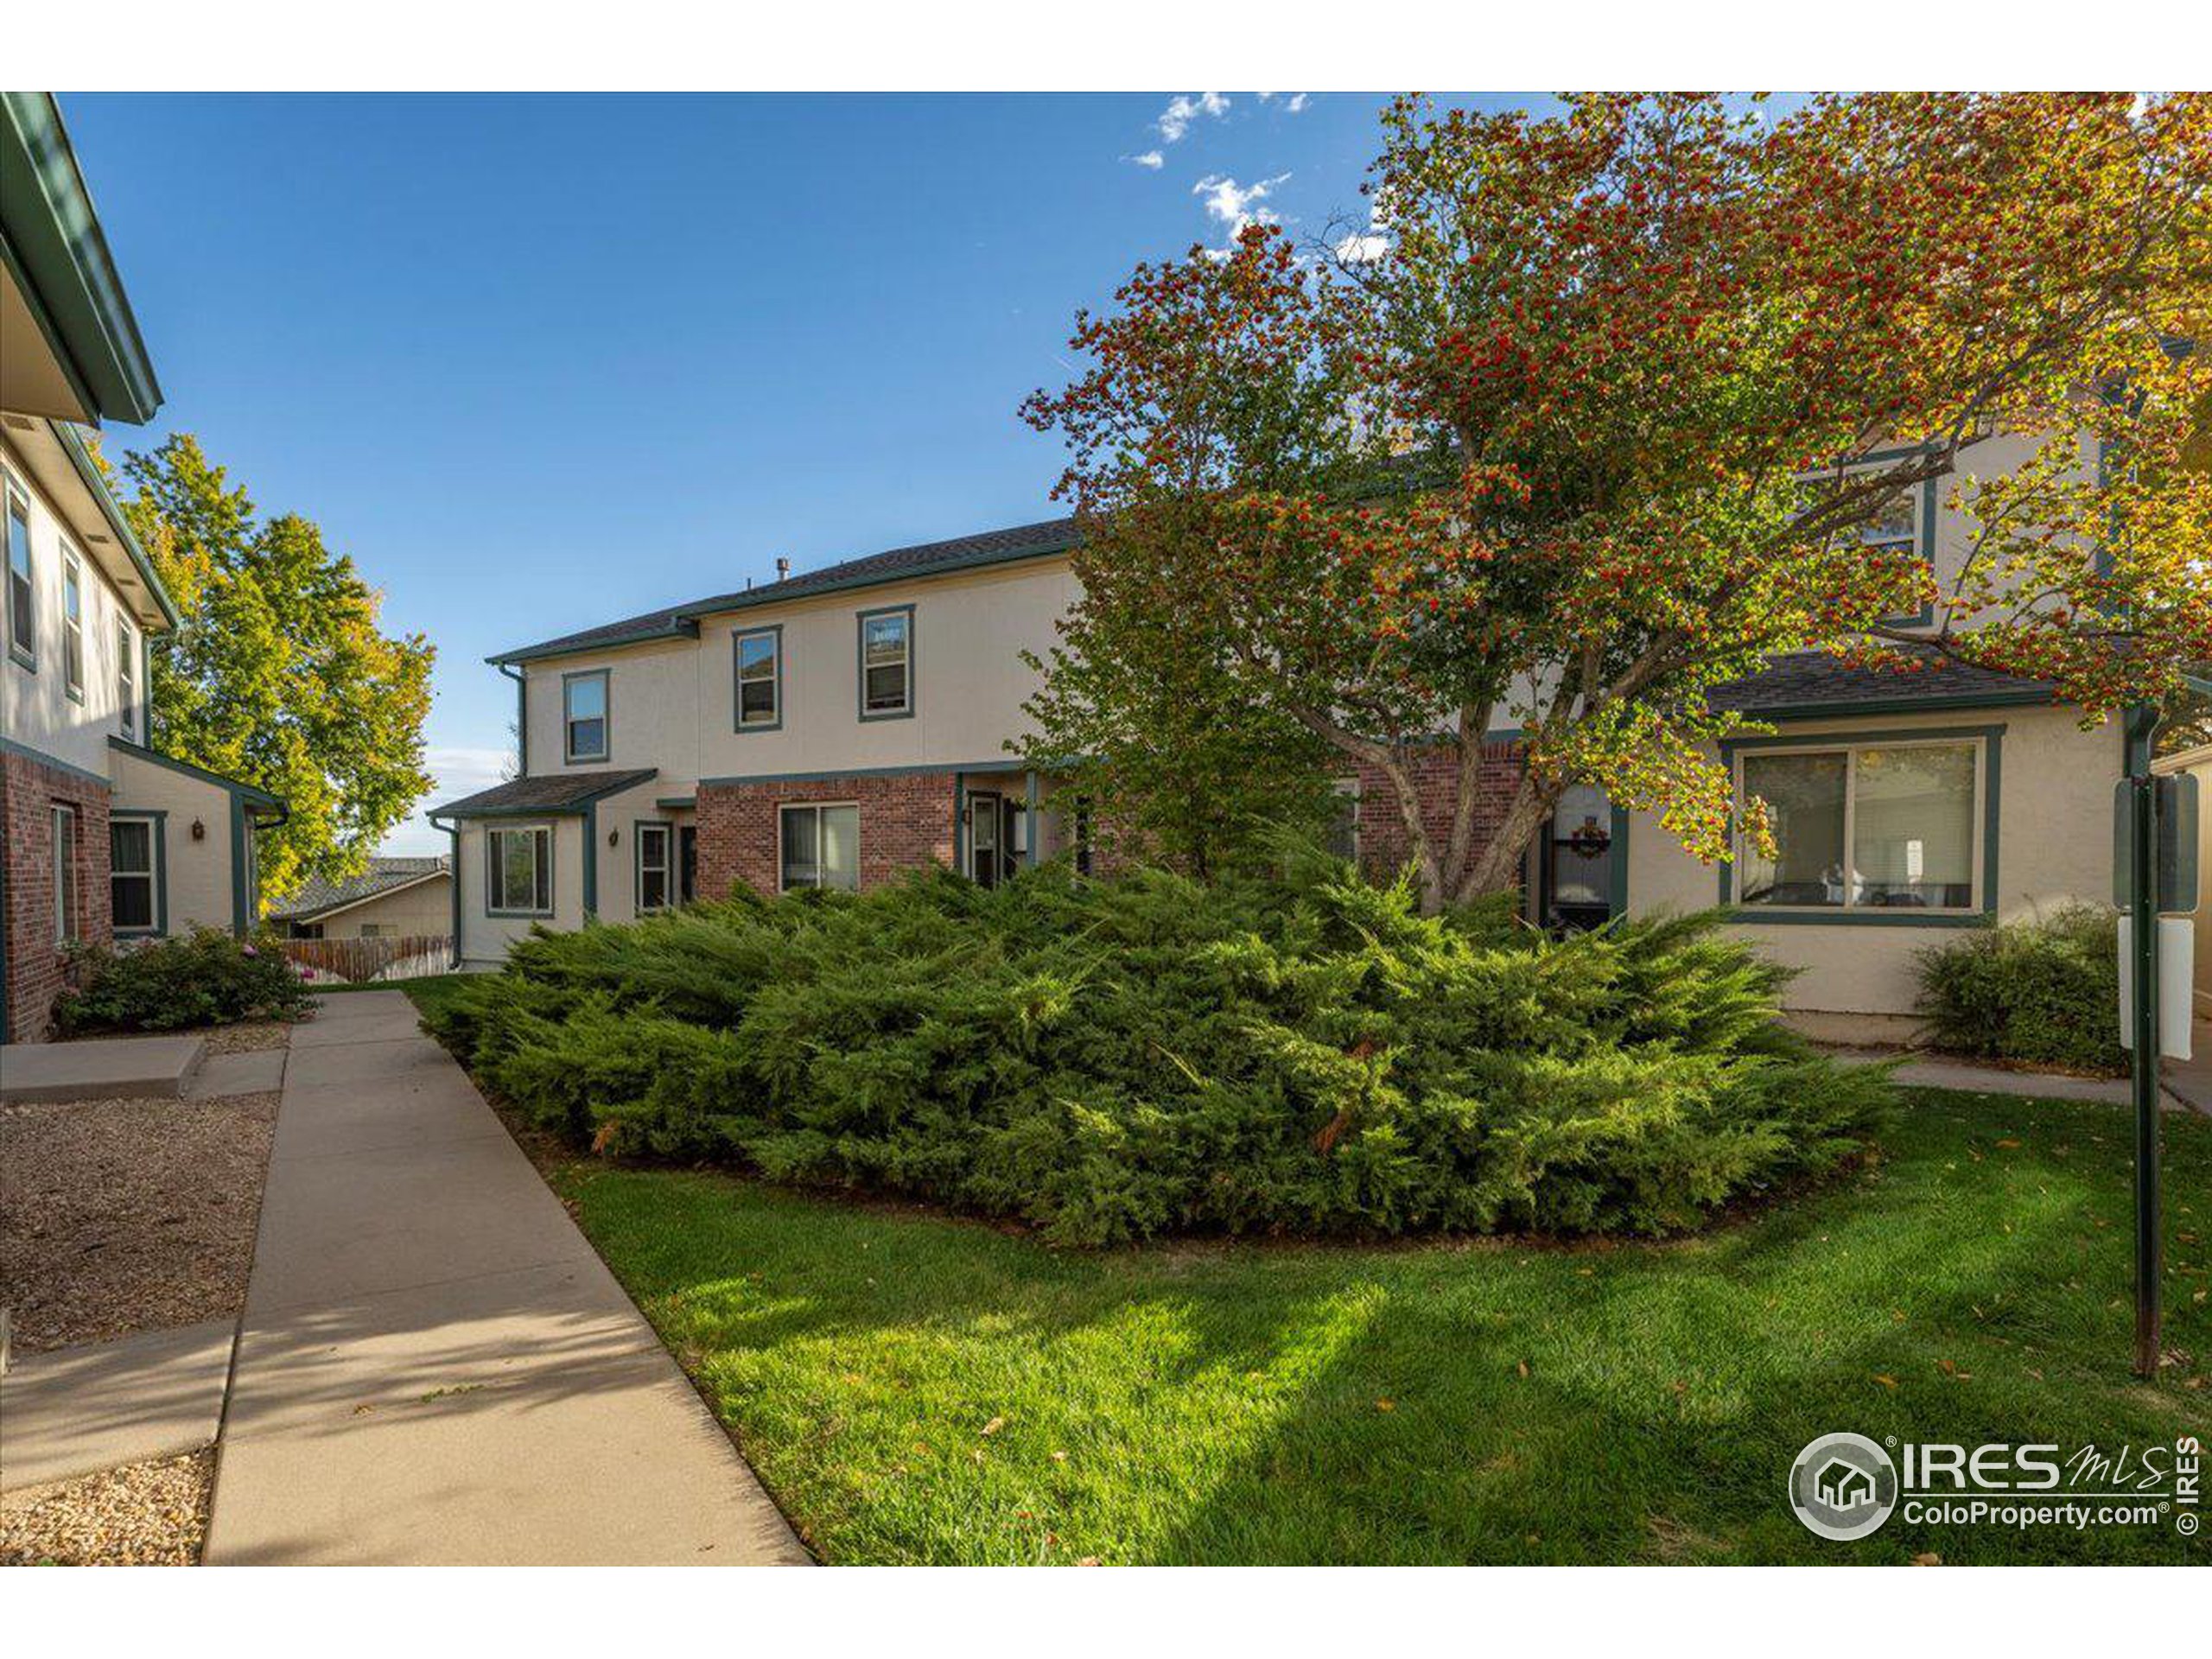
1707;645;2056;716
429;768;658;818
491;517;1080;665
270;856;449;921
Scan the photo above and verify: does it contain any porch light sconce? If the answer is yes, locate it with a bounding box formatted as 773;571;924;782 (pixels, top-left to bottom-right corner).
190;818;207;842
608;828;620;848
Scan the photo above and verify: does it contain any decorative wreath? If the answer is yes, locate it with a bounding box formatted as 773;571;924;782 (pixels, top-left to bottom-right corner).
1564;817;1612;860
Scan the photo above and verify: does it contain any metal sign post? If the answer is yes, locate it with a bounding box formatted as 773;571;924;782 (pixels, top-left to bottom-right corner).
2123;718;2160;1378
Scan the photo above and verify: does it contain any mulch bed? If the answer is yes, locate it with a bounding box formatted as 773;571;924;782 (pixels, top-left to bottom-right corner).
0;1452;213;1566
0;1091;280;1353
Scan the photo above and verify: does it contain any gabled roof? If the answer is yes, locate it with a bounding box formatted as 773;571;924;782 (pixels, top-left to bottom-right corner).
428;768;658;818
1709;645;2057;720
490;516;1080;666
270;855;450;922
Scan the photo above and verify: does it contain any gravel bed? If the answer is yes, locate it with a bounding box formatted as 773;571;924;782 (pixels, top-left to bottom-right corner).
0;1452;213;1566
198;1020;294;1056
1;1092;279;1352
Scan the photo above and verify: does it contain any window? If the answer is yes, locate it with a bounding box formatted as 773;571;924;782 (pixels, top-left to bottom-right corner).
1803;454;1936;626
563;671;609;763
62;550;84;700
1325;780;1360;863
779;803;859;892
734;626;781;729
636;821;672;912
1736;740;1981;913
117;618;137;738
111;816;161;934
858;607;912;718
52;805;79;943
7;489;33;669
358;924;385;939
487;824;554;915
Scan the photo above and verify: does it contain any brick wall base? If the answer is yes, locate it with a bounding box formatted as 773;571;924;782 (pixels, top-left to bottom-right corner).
696;772;959;899
3;751;113;1042
1351;741;1529;888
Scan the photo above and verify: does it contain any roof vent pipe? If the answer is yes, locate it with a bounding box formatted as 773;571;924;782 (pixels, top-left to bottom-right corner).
775;557;791;582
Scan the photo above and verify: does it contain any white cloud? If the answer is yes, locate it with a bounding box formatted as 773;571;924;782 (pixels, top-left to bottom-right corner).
1157;92;1230;143
1256;92;1311;113
1194;172;1288;235
1334;232;1389;264
1125;149;1165;169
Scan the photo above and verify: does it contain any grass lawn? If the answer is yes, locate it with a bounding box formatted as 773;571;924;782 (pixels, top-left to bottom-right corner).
550;1089;2209;1565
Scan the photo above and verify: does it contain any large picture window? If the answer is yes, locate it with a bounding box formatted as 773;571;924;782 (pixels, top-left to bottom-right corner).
857;607;912;718
734;626;781;729
111;816;161;934
563;671;609;763
6;488;31;669
487;824;554;915
636;821;673;912
1736;739;1982;913
779;803;859;892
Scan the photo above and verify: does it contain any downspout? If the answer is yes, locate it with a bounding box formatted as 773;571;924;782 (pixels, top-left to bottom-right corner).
429;810;462;969
499;663;528;777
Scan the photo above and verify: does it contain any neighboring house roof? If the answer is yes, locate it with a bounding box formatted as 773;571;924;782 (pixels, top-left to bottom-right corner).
429;768;658;818
489;516;1081;665
1708;646;2057;721
270;856;451;923
0;92;163;424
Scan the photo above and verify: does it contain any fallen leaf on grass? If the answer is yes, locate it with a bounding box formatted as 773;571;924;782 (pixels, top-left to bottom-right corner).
1912;1552;1943;1567
982;1416;1006;1437
1516;1360;1530;1379
1872;1374;1898;1389
1376;1399;1395;1412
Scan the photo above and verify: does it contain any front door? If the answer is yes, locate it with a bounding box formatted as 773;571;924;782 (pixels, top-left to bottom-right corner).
677;825;698;904
969;790;1001;887
1540;783;1615;933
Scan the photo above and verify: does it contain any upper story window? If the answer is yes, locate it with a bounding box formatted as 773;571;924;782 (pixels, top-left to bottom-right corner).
563;670;609;763
1803;452;1937;627
734;626;781;730
117;618;137;738
6;486;33;670
62;550;85;702
1734;737;1984;915
858;606;913;720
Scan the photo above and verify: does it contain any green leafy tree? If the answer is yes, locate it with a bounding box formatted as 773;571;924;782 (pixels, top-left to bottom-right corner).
1025;93;2212;910
112;434;435;905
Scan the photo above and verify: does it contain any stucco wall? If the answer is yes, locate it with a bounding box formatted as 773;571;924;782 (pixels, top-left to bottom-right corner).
105;745;242;935
518;556;1079;793
454;815;588;967
1624;703;2122;1021
3;435;149;778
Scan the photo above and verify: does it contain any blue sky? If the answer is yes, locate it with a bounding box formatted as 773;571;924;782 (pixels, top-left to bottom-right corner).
64;92;1537;854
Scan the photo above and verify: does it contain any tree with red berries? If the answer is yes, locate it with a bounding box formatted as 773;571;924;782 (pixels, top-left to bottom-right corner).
1023;93;2212;908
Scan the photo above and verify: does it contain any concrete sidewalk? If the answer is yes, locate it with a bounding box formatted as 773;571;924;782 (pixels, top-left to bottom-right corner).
203;990;807;1565
1;1319;235;1491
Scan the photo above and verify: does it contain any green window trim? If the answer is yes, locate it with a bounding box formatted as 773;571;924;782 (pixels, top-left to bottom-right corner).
109;810;167;938
855;604;915;722
562;668;611;765
1716;723;2004;927
60;546;84;702
633;817;674;913
6;479;35;672
733;624;784;733
485;823;556;918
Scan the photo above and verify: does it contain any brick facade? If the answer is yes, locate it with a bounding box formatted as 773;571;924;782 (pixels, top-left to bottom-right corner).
696;772;959;899
3;749;113;1041
1349;739;1528;884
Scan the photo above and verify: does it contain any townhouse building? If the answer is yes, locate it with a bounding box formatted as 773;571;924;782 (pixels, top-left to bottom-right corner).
442;428;2162;1039
2;93;285;1042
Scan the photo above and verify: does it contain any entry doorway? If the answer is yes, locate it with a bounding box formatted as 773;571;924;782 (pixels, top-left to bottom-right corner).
1538;783;1617;933
966;789;1027;887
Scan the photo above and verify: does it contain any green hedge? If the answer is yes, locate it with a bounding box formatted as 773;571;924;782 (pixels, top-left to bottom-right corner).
56;926;314;1035
429;862;1892;1245
1915;906;2126;1075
